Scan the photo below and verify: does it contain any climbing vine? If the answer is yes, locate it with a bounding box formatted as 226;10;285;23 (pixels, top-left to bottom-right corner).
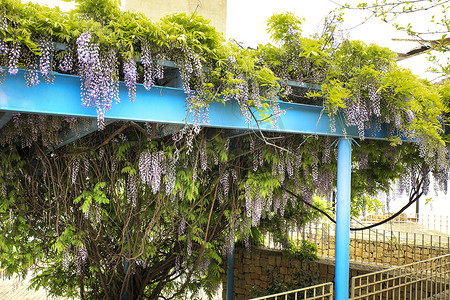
0;0;450;299
0;114;438;298
0;0;447;158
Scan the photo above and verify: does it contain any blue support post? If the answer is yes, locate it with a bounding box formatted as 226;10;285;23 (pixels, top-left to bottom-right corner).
123;257;129;300
335;138;352;300
226;242;235;300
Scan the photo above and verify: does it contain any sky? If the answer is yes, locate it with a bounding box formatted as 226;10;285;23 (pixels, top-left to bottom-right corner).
226;0;449;82
30;0;445;80
27;0;450;217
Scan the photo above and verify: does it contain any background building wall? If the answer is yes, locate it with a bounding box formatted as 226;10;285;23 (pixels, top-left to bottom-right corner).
125;0;227;35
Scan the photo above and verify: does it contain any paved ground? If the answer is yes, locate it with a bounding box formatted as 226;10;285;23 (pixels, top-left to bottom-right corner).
0;274;73;300
0;273;220;300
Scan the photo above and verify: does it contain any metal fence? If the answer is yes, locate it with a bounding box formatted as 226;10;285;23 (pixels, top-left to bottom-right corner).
350;253;450;299
263;218;450;266
359;213;450;236
249;282;333;300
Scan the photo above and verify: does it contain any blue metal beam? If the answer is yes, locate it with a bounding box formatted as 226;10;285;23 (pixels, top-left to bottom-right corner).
335;138;352;300
286;79;321;91
56;118;115;149
0;111;12;129
0;69;390;139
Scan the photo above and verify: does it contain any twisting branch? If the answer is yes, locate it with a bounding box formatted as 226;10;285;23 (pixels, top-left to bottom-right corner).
62;122;132;156
283;175;424;231
62;122;157;156
283;188;336;223
129;122;157;140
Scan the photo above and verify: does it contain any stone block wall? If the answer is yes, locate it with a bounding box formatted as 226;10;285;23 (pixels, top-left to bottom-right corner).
221;238;449;299
222;247;381;299
316;237;448;266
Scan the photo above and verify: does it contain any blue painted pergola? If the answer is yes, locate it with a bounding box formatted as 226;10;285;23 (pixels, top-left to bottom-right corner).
0;67;392;300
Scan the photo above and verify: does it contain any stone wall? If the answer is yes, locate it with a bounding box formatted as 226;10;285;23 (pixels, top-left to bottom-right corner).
222;247;384;300
316;236;448;266
222;237;450;299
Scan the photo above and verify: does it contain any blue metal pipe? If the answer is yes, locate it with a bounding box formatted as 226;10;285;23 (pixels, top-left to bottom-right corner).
226;242;235;300
335;138;352;300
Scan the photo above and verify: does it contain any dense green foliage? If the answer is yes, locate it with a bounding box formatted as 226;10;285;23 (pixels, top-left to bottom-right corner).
250;264;320;299
0;117;435;299
0;0;448;153
0;121;336;298
0;0;449;299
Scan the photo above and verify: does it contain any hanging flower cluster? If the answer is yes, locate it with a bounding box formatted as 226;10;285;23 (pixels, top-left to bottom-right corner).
2;1;450;298
76;32;120;129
